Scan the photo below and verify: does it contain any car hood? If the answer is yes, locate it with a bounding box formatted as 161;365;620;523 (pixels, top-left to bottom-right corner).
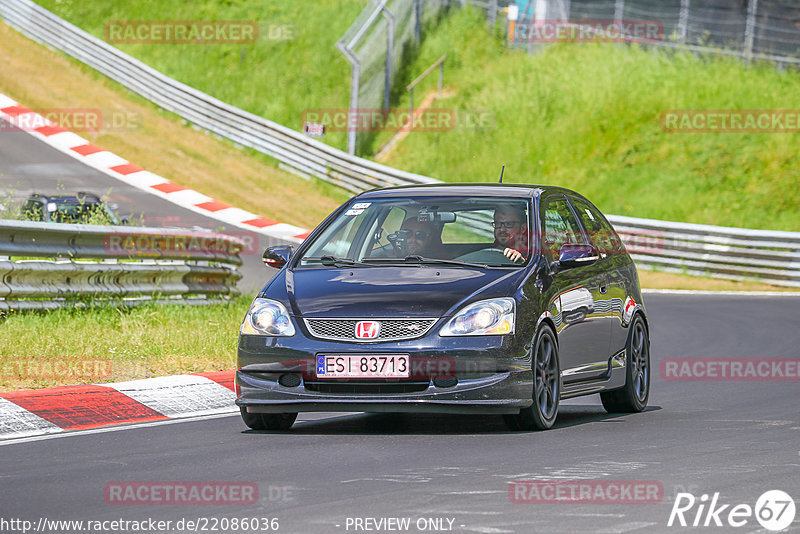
270;266;526;318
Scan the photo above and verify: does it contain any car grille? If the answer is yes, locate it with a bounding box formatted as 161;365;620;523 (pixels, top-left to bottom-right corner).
304;381;430;394
303;318;438;342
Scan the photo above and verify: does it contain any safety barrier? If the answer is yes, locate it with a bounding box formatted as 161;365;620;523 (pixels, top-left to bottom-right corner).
0;221;243;310
607;215;800;288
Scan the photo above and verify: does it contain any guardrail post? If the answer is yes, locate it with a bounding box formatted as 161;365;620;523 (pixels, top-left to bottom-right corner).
677;0;690;44
489;0;497;29
414;0;422;45
614;0;624;45
337;42;361;155
744;0;758;63
381;5;395;111
530;0;548;53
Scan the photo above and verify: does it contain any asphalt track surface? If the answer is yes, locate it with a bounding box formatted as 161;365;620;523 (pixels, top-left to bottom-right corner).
0;117;288;292
1;293;798;533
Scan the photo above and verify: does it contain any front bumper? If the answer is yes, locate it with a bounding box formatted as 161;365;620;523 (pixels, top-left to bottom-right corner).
236;330;534;415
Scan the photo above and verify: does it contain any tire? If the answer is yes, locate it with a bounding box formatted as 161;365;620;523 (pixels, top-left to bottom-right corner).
504;323;560;431
601;314;650;413
239;407;298;431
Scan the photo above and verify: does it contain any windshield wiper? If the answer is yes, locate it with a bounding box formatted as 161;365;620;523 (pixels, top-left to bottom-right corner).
361;255;489;268
304;256;363;267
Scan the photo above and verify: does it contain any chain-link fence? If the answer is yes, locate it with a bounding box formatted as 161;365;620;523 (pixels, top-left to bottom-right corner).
469;0;800;67
337;0;454;155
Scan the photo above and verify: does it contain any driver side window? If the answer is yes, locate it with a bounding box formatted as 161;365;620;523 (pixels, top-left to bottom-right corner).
543;197;582;259
368;207;407;256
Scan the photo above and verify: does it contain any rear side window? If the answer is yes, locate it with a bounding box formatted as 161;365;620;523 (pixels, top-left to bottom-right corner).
570;197;623;254
22;200;44;221
543;197;582;258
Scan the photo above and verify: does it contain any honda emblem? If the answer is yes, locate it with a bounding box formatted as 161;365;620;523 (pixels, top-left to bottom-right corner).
355;321;381;339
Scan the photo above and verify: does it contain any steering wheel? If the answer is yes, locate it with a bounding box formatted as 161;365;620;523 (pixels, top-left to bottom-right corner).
455;247;510;263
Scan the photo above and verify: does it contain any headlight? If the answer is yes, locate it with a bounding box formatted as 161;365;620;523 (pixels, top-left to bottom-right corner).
440;298;515;336
240;298;295;336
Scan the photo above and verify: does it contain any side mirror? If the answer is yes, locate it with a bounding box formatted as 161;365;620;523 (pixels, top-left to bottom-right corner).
263;245;294;269
550;243;598;273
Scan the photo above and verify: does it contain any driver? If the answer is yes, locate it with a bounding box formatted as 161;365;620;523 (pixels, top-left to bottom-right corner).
492;205;528;263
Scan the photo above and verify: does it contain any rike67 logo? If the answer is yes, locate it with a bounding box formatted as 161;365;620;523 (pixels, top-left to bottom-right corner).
668;490;795;531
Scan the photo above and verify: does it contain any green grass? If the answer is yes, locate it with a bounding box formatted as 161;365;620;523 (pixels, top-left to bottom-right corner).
374;8;800;231
34;0;366;152
0;297;252;391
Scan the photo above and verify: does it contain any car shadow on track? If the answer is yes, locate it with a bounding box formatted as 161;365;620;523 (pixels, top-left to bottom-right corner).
242;405;662;435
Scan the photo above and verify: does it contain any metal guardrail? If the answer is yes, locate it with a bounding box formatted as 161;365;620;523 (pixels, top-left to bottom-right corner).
0;221;243;310
607;215;800;288
0;0;797;288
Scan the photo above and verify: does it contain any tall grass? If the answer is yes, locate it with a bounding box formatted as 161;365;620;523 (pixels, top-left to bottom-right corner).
0;297;251;391
35;0;365;151
377;8;800;230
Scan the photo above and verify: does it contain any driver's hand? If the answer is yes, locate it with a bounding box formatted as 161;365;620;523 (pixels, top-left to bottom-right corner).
503;248;524;263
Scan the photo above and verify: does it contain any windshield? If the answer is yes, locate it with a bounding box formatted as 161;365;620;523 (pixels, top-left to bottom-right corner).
51;202;119;224
299;196;533;268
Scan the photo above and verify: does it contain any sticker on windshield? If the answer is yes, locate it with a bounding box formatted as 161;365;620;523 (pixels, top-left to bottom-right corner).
584;208;595;221
351;202;371;210
345;209;364;216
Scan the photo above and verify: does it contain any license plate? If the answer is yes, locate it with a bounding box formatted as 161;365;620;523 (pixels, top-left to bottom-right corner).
316;354;410;379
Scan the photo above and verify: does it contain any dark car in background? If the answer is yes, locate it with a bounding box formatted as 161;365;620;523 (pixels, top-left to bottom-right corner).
236;184;651;431
21;192;127;225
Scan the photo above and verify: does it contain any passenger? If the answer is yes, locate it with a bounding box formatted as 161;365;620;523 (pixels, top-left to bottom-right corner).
492;205;528;263
399;216;444;258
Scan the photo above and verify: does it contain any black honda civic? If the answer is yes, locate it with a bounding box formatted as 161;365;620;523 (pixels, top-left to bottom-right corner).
236;183;650;431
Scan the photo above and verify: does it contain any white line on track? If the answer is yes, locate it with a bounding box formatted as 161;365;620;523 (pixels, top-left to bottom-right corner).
642;289;800;296
0;410;355;447
0;410;238;447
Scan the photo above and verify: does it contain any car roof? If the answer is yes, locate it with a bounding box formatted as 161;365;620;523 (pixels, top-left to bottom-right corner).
27;193;103;202
356;182;580;199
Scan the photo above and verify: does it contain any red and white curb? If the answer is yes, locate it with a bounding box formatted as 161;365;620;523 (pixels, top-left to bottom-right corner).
0;371;237;441
0;93;310;242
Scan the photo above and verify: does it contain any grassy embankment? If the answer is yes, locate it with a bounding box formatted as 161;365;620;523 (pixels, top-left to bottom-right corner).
374;8;799;232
